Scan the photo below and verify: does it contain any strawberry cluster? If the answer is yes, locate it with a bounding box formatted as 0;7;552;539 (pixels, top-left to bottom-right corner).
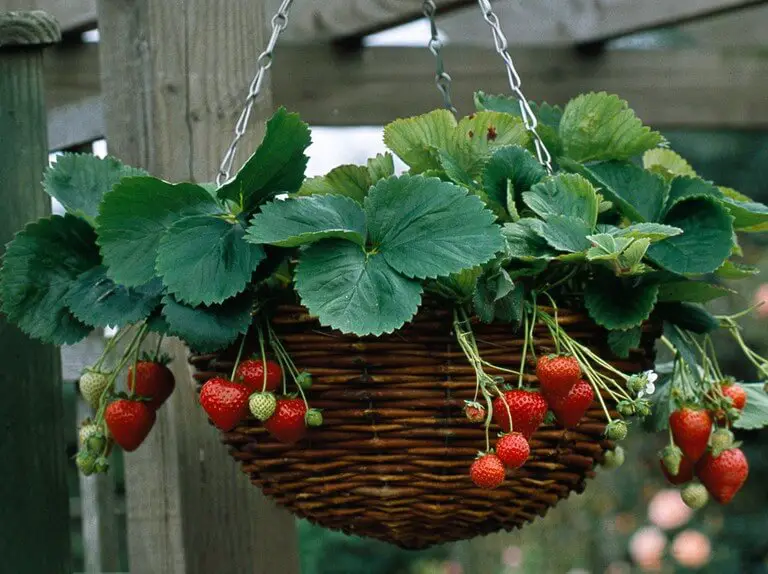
469;354;595;489
660;382;749;507
77;353;176;475
199;358;320;444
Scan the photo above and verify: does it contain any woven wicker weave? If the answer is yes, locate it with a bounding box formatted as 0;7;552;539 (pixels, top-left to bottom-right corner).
189;300;657;549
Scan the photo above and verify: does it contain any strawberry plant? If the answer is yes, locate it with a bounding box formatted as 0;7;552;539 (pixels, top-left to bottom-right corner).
3;92;768;511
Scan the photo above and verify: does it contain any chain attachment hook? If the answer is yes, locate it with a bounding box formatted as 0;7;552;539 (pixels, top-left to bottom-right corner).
423;0;457;114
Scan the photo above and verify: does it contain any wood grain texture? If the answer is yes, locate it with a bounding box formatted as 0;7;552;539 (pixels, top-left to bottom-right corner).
0;36;71;574
0;9;60;46
96;0;299;572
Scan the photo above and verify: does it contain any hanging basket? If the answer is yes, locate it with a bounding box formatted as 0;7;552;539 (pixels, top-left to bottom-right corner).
190;299;658;549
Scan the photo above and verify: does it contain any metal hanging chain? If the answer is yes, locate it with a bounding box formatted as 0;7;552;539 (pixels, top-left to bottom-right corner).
216;0;295;187
476;0;553;174
422;0;457;114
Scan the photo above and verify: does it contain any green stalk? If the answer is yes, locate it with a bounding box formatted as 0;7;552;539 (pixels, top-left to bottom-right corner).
230;328;249;382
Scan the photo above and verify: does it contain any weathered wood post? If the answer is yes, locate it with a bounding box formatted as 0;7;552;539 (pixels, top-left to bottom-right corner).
0;10;71;574
96;1;301;572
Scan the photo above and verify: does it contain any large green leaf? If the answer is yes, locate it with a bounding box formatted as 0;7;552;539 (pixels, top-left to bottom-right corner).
247;195;366;247
455;111;529;154
297;165;372;204
156;215;265;306
559;92;664;162
383;109;457;173
611;223;683;242
734;383;768;430
294;240;423;336
663;323;703;385
44;154;147;225
530;216;592;253
66;266;163;328
642;148;696;180
646;198;734;275
97;176;221;287
217;108;311;211
474;92;563;131
522;173;599;227
657;281;732;303
482;145;547;212
716;259;760;279
367;153;395;182
502;219;557;261
665;177;722;211
582;161;668;222
0;214;99;344
584;270;659;329
161;293;253;352
657;303;720;334
365;175;504;279
607;327;642;359
720;196;768;231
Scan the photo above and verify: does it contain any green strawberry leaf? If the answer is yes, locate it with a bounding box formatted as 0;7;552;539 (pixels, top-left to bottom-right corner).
473;269;523;324
582;161;669;222
611;223;683;242
216;108;311;211
522;173;599;228
642;148;696;180
431;267;482;301
502;219;557;261
294;240;423;336
559;92;664;162
657;303;720;334
383;109;457;173
734;383;768;430
367;153;395;182
665;177;722;212
44;154;147;226
97;176;222;287
297;164;372;204
247;194;366;248
156;215;265;306
720;196;768;231
644;373;675;432
607;326;642;359
455;111;529;154
0;214;99;344
663;323;704;385
365;175;504;279
161;292;253;352
483;145;547;214
716;260;760;279
657;281;733;303
436;147;482;190
647;198;734;275
530;215;592;253
66;267;163;328
584;270;659;329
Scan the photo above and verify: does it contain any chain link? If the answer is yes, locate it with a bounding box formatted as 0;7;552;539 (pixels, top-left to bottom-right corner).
476;0;553;173
216;0;295;187
422;0;456;114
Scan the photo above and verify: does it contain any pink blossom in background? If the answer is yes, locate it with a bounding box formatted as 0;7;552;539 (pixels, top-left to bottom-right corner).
648;489;693;530
629;526;667;571
672;530;711;568
502;545;523;568
754;283;768;318
605;561;632;574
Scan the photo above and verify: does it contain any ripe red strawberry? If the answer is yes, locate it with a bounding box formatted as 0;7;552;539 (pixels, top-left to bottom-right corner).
105;399;156;452
536;354;581;398
128;361;175;410
722;383;747;411
199;377;250;431
470;453;506;489
264;397;308;444
464;401;486;423
235;358;282;393
547;379;594;428
660;456;695;485
492;389;548;439
495;432;530;469
669;407;713;462
696;447;749;504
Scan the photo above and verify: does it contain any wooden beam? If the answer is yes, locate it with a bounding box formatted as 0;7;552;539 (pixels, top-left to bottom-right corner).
45;43;768;140
0;0;97;33
96;0;300;572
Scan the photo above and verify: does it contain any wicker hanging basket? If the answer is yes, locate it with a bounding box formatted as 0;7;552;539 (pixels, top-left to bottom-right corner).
190;298;657;549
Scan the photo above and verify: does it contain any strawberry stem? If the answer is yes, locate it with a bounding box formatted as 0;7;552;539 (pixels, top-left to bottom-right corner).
128;324;149;398
541;292;561;355
230;326;250;382
152;334;165;362
494;386;514;433
518;312;530;389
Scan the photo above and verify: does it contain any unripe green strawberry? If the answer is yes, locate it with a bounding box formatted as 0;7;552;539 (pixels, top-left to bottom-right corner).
76;449;98;475
661;444;683;477
248;392;277;422
78;420;100;446
616;401;635;417
94;456;110;474
603;446;625;469
305;409;323;427
296;372;313;390
710;428;735;457
605;420;628;441
681;483;709;509
79;369;111;409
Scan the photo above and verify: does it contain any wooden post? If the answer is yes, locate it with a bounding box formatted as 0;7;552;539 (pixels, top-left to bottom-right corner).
95;1;300;572
0;10;71;574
